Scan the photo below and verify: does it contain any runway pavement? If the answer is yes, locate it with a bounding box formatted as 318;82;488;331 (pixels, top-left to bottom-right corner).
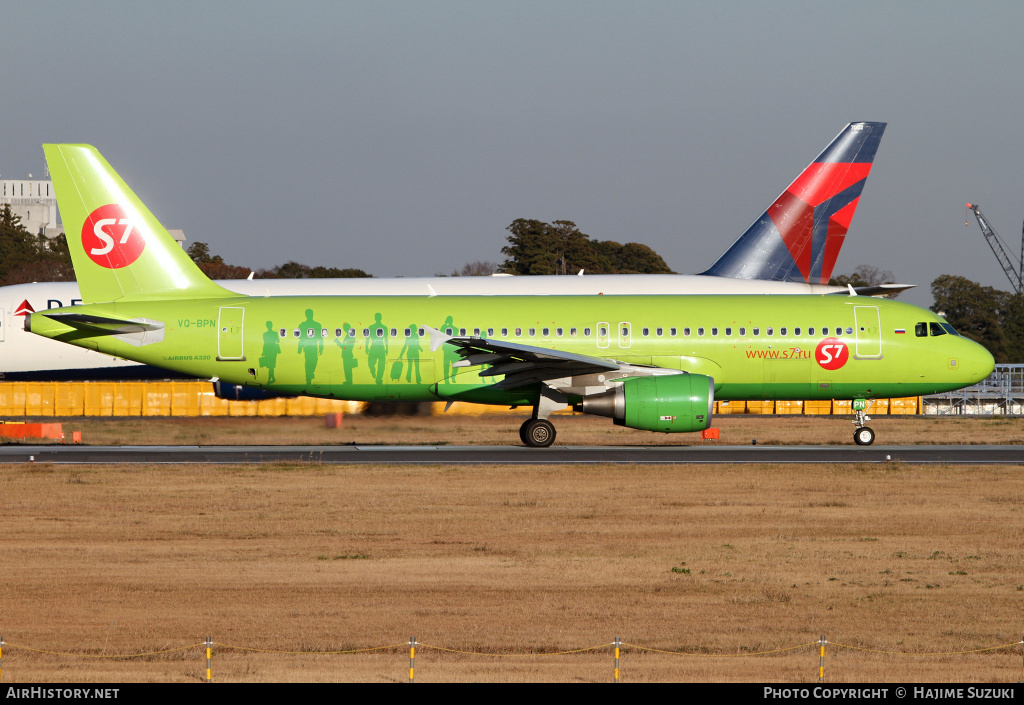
0;444;1021;464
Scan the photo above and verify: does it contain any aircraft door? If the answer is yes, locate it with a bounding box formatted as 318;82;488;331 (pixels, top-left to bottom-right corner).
618;322;632;349
853;306;882;359
0;309;5;342
217;307;246;361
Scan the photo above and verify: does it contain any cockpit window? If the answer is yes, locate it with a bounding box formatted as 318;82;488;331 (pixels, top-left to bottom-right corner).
915;322;927;337
929;322;946;337
940;322;960;337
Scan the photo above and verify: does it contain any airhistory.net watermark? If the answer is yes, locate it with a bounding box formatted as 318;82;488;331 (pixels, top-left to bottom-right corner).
5;688;118;700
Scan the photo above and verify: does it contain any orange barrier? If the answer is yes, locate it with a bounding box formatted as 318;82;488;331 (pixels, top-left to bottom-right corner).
0;422;65;440
0;422;80;442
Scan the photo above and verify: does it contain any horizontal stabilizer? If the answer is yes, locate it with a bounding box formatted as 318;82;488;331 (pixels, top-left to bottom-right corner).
37;311;164;335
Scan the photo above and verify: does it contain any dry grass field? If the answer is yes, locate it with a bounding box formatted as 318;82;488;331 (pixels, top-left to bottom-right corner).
1;442;1023;681
46;412;1024;447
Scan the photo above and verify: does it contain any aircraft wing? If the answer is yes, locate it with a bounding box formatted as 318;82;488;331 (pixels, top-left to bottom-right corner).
825;283;916;297
426;326;621;389
854;283;915;297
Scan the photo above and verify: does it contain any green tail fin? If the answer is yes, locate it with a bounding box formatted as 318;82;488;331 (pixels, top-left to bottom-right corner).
43;144;241;303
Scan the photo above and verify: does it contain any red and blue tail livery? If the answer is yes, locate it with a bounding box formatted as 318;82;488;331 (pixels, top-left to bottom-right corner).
702;122;886;284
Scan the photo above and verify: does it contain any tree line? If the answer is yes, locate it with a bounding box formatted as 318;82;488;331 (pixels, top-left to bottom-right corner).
0;205;75;285
184;241;371;279
0;208;373;285
930;274;1024;364
498;219;673;275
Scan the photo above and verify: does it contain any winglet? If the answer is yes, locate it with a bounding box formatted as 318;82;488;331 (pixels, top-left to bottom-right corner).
423;325;453;352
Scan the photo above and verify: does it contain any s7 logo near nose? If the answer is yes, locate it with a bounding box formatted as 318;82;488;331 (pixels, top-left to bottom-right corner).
82;204;146;268
815;337;849;370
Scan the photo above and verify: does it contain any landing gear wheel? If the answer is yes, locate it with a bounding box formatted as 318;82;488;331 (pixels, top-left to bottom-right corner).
520;419;556;448
854;426;876;446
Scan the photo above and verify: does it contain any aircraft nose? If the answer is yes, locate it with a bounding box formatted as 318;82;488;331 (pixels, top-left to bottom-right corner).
963;339;995;385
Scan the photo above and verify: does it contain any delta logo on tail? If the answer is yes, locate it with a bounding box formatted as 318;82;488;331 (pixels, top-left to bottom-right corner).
702;122;886;284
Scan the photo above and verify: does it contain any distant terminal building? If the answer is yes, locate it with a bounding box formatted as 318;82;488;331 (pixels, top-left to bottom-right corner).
1;174;187;247
1;176;62;237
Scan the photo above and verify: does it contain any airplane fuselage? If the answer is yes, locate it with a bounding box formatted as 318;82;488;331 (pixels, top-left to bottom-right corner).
30;293;992;407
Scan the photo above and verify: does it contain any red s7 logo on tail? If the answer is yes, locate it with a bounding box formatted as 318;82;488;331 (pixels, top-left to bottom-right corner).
82;204;146;269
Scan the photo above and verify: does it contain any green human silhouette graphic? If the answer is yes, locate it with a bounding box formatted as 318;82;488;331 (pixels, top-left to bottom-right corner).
296;308;323;385
367;312;389;385
259;321;281;383
399;323;423;383
439;315;458;383
333;322;358;385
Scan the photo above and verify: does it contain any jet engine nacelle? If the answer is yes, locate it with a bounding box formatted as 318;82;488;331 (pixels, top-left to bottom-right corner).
575;373;714;433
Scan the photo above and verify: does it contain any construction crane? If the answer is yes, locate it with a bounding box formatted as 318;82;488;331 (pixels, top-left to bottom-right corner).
965;203;1023;294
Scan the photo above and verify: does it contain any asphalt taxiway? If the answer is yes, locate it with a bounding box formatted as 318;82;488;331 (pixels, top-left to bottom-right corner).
0;444;1020;464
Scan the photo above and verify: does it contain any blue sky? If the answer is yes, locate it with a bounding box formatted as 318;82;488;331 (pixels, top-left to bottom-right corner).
4;1;1024;307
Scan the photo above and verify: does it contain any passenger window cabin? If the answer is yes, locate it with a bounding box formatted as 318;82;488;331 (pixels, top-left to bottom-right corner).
279;315;910;354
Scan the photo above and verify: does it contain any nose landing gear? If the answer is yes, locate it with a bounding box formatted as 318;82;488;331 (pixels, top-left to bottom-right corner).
853;405;875;445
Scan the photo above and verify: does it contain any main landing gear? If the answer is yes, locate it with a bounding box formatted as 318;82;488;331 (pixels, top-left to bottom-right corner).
519;387;565;447
520;418;556;447
853;408;875;446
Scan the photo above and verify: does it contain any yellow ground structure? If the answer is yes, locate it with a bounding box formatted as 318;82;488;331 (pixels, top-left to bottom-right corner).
0;382;922;417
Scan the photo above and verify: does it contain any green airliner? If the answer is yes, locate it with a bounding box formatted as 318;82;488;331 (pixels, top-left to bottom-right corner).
29;145;994;447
